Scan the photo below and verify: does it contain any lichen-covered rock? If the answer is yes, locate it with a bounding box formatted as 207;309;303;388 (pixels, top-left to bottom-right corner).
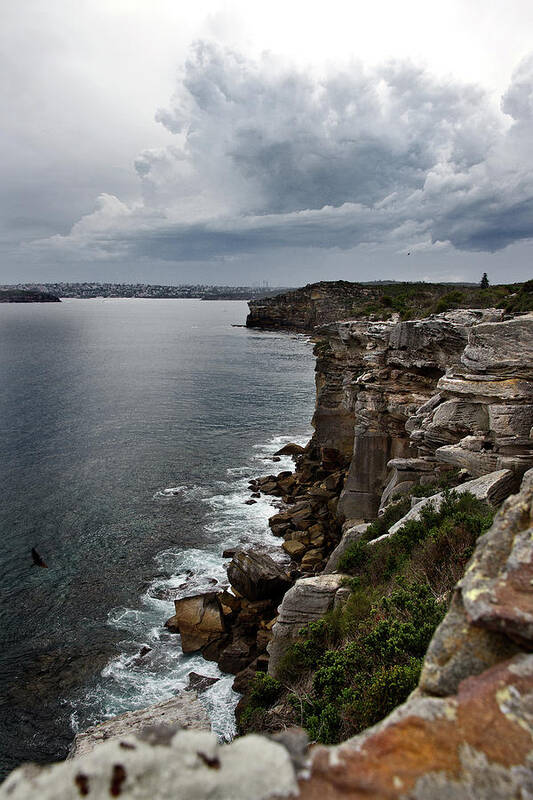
299;654;533;800
419;593;521;696
1;730;299;800
268;574;348;676
69;693;210;758
227;550;291;601
460;467;533;645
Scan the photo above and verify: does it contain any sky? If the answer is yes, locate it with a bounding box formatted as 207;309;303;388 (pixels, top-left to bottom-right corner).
2;0;533;286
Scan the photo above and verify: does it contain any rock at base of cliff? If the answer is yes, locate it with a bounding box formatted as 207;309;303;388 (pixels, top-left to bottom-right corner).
323;523;369;573
227;550;291;602
165;592;226;652
69;692;210;758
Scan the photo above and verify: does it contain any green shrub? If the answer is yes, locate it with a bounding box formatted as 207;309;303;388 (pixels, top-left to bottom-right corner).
364;496;411;541
243;491;494;744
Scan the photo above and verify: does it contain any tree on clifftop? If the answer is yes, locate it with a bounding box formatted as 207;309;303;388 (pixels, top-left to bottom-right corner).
480;272;490;289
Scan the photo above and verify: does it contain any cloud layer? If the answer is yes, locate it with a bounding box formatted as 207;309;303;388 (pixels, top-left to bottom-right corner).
37;42;533;264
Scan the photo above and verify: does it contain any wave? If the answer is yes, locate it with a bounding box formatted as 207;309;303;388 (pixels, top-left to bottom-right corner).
73;429;310;742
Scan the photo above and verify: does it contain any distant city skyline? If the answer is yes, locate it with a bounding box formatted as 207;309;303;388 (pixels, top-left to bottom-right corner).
2;1;533;286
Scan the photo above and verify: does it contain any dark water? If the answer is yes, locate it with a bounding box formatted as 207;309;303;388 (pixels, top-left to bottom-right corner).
0;299;315;778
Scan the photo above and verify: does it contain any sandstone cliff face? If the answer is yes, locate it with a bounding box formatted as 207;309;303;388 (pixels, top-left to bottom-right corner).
305;310;533;523
246;281;376;330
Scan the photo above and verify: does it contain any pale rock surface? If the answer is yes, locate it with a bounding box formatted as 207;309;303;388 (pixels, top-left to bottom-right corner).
323;523;369;573
1;731;299;800
268;574;348;676
69;692;210;758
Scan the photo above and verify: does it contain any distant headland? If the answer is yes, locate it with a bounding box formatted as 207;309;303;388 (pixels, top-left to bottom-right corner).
0;289;60;303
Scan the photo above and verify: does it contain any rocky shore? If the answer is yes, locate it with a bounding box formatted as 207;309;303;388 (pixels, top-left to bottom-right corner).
3;295;533;798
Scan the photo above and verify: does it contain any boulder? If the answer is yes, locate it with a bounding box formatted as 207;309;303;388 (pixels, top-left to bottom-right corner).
69;692;210;758
268;574;348;677
186;673;220;694
274;442;305;457
227;551;291;602
217;637;256;675
165;592;225;653
323;523;370;573
282;540;306;559
300;548;324;571
459;467;533;645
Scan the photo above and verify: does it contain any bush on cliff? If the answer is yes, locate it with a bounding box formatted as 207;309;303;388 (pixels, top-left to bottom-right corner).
239;490;494;743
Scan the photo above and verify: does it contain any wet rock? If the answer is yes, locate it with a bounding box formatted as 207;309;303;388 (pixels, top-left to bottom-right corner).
69;693;210;758
227;551;291;602
186;672;220;694
274;442;305;457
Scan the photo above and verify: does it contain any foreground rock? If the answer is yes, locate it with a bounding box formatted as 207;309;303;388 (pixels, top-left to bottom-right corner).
460;467;533;646
69;693;210;758
2;730;298;800
301;654;533;799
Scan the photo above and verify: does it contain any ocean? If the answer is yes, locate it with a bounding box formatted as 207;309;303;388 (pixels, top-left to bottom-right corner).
0;298;315;778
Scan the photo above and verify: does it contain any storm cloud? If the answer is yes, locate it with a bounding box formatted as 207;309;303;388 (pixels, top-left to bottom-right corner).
36;42;533;266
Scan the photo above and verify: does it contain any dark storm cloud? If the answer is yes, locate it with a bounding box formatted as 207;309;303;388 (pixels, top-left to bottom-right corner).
38;42;533;263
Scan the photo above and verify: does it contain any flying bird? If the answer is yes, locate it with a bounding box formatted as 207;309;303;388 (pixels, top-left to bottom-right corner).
31;547;48;568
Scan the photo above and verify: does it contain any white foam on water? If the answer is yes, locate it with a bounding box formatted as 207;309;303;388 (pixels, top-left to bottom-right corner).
77;430;309;742
153;485;189;499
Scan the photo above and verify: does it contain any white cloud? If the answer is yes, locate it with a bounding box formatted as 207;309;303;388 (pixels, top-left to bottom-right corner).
33;43;533;269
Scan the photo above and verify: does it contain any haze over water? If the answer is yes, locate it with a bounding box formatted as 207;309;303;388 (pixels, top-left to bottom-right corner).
0;299;315;778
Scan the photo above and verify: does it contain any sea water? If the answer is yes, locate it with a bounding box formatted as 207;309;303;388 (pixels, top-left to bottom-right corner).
0;299;315;777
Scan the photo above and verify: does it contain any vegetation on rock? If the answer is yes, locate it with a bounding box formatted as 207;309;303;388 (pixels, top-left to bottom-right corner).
240;490;494;743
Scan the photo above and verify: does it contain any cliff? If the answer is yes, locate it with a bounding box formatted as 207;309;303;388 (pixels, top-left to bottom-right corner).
3;468;533;799
246;279;533;330
0;289;60;303
3;302;533;798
